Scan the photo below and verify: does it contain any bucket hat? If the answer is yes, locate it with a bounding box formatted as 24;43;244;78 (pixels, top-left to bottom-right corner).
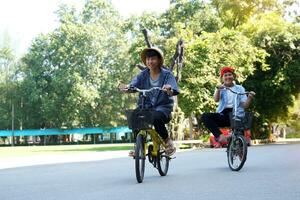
140;47;164;66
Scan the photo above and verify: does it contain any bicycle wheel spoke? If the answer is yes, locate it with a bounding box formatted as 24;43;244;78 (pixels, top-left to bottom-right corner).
227;135;247;171
157;149;169;176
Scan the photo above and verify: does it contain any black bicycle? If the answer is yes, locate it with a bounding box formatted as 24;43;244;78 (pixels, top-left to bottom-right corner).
225;87;253;171
124;86;172;183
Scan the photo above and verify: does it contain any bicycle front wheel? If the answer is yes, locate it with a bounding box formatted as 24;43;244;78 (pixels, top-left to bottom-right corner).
157;148;169;176
135;134;146;183
227;135;247;171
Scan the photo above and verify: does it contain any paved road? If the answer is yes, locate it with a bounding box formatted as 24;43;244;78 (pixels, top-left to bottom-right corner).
1;143;299;200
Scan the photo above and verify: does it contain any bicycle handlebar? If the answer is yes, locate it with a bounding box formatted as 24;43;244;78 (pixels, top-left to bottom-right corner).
127;86;162;94
225;87;251;95
217;86;251;95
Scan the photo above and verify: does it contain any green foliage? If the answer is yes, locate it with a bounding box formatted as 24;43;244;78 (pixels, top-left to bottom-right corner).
285;96;300;135
0;42;18;129
18;0;132;129
238;12;300;137
199;133;210;142
286;132;300;138
211;0;281;28
168;103;185;140
242;13;300;122
163;0;222;37
124;13;165;68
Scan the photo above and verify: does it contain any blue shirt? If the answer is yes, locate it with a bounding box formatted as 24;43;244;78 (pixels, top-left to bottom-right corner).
130;67;179;118
216;84;247;117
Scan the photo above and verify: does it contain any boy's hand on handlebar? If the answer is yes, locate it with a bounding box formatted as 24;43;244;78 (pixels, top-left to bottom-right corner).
162;84;173;96
216;84;225;90
248;91;256;98
118;83;129;92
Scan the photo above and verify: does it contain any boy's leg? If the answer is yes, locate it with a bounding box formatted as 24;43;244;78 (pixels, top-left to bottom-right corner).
152;111;170;139
201;112;230;139
152;111;175;155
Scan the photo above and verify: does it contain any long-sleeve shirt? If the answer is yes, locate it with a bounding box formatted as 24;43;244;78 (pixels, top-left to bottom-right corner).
130;67;179;118
216;84;247;117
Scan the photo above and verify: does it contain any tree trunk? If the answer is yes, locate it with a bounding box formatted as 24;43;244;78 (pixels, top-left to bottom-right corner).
189;115;193;140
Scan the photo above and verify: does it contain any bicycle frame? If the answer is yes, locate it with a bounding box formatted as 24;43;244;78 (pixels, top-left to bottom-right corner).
136;129;167;156
225;87;250;171
147;129;167;156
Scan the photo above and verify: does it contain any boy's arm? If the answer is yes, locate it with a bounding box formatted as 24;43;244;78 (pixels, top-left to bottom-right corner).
239;86;255;109
118;74;141;92
130;75;139;88
163;73;179;96
242;92;255;109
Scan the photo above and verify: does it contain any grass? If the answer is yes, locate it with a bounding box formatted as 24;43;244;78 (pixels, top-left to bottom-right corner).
0;141;197;159
0;144;134;158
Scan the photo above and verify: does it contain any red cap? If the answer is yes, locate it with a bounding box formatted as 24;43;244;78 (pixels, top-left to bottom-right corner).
220;66;235;77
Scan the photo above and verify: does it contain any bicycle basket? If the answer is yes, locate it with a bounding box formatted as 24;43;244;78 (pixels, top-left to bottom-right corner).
230;112;253;129
125;109;154;130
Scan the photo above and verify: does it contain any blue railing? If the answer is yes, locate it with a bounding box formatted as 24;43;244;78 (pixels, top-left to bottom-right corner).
0;126;131;137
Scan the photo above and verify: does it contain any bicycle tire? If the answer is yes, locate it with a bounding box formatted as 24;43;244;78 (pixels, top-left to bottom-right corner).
227;135;247;171
157;148;169;176
135;134;146;183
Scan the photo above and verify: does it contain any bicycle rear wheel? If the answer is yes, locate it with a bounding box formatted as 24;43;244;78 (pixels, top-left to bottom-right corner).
157;148;169;176
227;135;247;171
135;134;146;183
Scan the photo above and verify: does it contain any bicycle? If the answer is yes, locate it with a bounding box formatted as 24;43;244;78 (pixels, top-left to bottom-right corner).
224;87;254;171
124;86;173;183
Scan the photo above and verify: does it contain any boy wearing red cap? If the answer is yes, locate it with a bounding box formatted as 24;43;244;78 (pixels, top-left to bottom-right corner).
201;66;255;144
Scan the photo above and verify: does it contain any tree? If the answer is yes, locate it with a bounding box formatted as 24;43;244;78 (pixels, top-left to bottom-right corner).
0;42;16;129
162;0;222;37
18;0;132;129
211;0;281;29
241;12;300;137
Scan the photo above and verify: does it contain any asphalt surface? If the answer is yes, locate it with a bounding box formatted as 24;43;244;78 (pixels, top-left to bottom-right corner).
0;143;299;200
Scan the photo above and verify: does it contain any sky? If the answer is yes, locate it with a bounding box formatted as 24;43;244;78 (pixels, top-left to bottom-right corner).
0;0;170;57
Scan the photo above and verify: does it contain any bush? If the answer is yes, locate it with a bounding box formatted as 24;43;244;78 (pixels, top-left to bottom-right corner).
286;132;300;138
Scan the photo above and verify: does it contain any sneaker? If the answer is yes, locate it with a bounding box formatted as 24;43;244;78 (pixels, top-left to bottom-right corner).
164;137;176;156
216;134;228;143
213;142;222;148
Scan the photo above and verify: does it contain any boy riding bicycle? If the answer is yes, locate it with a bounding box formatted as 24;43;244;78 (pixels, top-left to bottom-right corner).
119;47;179;156
201;66;255;146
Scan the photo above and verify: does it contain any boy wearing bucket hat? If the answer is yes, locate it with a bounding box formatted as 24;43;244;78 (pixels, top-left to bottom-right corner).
119;47;179;156
201;66;255;146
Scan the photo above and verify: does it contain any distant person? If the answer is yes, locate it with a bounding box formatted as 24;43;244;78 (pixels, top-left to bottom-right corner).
119;47;179;156
201;66;255;144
